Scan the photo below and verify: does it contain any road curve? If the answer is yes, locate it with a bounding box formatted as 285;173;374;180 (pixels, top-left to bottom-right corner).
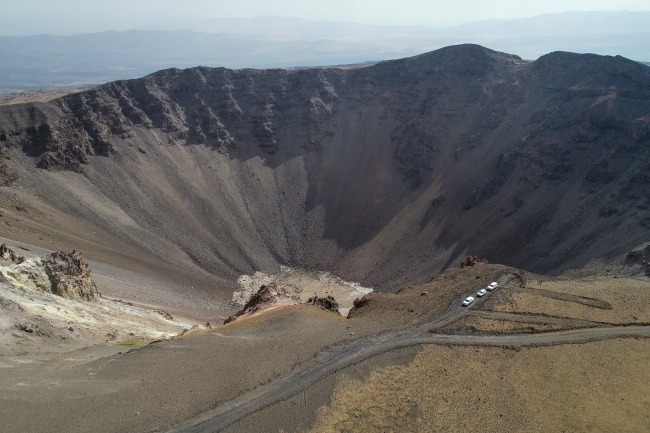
165;322;650;433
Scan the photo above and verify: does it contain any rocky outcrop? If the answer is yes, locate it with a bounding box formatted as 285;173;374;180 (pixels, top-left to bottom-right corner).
0;244;98;301
460;256;489;268
307;295;340;314
42;250;99;301
623;244;650;277
224;283;298;324
0;246;190;360
349;296;370;313
0;243;24;263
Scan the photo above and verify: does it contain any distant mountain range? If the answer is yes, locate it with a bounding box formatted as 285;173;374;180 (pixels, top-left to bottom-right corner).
1;11;650;90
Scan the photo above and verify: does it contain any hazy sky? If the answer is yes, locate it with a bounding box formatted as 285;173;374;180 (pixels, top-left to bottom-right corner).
2;0;650;34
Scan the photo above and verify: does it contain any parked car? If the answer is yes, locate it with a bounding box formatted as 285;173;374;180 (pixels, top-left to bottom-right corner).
477;289;487;297
487;282;498;291
462;296;475;306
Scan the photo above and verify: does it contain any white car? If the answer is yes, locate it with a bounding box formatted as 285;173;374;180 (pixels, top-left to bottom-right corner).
462;296;475;306
477;289;487;297
487;282;498;291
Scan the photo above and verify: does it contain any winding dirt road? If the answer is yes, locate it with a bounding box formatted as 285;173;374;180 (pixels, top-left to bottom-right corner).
165;292;650;433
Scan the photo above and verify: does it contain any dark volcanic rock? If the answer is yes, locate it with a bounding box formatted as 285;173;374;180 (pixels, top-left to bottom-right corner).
307;295;340;314
0;145;18;186
1;45;650;288
349;296;370;313
393;122;440;188
623;244;650;277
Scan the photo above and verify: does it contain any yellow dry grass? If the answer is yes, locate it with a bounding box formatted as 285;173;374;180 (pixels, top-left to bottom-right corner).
308;339;650;433
482;275;650;325
527;275;650;316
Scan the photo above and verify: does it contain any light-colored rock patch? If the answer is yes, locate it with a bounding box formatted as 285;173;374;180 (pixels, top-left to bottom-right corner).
0;248;193;367
234;266;373;316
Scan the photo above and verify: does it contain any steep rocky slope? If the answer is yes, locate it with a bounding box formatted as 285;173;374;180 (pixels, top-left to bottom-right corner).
0;44;649;293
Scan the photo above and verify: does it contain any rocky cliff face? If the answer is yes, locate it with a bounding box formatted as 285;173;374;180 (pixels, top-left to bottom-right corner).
0;44;649;289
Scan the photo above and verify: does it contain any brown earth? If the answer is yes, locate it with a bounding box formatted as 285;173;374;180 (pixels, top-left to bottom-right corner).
215;265;650;433
0;264;649;433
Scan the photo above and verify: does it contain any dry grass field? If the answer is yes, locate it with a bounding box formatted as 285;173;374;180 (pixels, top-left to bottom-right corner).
485;274;650;324
307;339;650;433
298;268;650;433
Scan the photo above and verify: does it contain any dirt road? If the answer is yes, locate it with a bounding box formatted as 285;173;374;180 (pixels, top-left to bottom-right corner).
165;295;650;433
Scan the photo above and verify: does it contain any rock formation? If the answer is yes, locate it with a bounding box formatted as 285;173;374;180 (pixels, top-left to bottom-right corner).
224;283;298;324
0;244;98;301
349;296;370;313
460;256;489;268
0;243;24;263
307;295;340;314
623;244;650;277
42;250;99;301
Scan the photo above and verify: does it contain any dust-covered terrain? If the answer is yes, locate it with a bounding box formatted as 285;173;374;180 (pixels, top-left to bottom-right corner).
1;262;649;433
0;44;649;433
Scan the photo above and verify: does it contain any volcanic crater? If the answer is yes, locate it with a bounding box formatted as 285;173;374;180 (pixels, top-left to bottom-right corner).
2;45;650;300
1;44;650;433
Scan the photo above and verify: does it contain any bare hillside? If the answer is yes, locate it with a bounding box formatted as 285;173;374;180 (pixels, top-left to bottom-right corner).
0;44;649;294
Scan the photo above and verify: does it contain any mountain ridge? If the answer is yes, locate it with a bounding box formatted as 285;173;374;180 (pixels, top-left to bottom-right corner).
0;44;649;293
3;11;650;90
